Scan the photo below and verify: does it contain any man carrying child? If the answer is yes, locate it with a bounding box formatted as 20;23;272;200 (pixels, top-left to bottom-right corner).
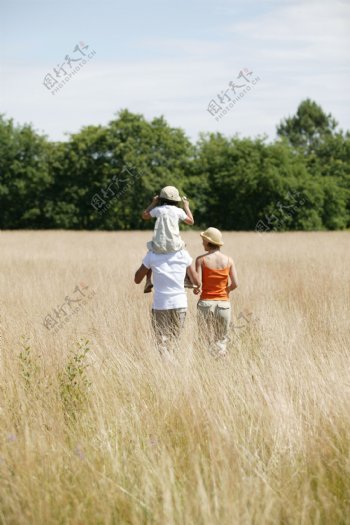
134;186;199;353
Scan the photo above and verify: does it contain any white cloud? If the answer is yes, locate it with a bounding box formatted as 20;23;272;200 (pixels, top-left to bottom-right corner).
1;0;349;142
228;0;350;63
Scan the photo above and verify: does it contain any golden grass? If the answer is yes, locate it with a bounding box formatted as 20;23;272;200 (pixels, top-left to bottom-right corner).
0;230;349;525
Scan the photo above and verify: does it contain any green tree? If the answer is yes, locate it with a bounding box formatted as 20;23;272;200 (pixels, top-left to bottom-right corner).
45;125;113;229
43;110;193;230
96;109;194;230
193;133;307;230
277;99;338;152
0;103;349;231
0;115;51;229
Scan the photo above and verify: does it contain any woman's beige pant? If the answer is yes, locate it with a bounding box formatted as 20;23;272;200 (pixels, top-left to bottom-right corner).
197;300;231;356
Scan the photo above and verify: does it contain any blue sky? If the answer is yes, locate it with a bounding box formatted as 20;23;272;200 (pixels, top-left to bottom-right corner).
1;0;349;142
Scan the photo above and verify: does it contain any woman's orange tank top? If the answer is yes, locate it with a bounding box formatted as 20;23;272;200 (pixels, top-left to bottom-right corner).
200;257;230;301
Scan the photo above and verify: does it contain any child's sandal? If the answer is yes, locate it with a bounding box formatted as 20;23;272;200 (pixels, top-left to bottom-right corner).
144;281;154;293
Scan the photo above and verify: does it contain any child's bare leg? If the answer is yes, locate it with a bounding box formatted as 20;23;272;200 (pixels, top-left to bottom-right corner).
144;268;153;293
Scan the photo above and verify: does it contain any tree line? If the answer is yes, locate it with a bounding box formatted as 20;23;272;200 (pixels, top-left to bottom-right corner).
0;99;349;231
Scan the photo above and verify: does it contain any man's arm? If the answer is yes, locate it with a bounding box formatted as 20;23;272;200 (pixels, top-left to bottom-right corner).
227;258;238;293
142;195;159;220
182;197;194;225
134;264;149;284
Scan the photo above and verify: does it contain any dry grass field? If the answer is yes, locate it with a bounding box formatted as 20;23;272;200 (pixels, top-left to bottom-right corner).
0;230;349;525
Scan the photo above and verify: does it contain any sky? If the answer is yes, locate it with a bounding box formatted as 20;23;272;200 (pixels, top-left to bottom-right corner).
1;0;350;143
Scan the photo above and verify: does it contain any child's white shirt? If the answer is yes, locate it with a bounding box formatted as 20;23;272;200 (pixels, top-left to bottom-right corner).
147;205;187;253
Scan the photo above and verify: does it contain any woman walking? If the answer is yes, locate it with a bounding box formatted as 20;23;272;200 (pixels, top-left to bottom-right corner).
194;227;238;357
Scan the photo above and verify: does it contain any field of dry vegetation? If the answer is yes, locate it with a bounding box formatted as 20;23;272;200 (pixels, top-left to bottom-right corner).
0;230;349;525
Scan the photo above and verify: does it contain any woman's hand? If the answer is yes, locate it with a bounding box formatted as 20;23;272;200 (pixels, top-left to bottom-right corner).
193;286;201;295
152;195;159;204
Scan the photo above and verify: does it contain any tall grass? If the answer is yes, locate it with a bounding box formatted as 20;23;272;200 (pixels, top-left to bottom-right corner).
0;230;349;524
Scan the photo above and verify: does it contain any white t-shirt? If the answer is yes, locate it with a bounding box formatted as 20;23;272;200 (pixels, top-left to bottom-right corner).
148;205;187;253
143;249;192;310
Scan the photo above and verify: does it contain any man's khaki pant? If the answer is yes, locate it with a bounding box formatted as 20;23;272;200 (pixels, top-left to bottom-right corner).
151;308;187;354
197;300;231;356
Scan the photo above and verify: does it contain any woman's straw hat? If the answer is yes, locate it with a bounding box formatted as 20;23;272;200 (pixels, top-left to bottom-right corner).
200;227;224;246
160;186;182;202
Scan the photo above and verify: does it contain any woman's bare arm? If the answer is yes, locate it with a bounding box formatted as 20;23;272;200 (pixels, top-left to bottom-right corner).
187;263;201;288
192;256;203;294
227;258;238;293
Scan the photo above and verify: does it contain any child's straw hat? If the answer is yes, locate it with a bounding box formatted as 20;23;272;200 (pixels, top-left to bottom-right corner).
160;186;182;202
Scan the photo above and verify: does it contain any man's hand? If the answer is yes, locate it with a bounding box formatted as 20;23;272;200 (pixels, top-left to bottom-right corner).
193;286;201;295
152;195;159;204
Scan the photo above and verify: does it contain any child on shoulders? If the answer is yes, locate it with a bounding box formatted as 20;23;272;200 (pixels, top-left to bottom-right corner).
141;185;194;292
